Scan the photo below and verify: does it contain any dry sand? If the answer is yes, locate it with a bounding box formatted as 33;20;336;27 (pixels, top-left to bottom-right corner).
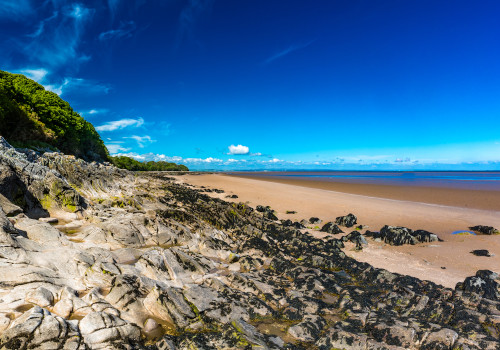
175;173;500;288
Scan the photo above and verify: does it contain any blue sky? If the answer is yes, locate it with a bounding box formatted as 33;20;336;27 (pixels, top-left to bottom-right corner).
1;0;500;170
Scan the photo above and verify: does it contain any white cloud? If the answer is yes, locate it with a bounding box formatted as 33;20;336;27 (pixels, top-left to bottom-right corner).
126;135;156;148
228;144;250;155
267;158;283;163
96;117;144;132
184;157;223;163
79;109;109;118
106;144;131;153
14;68;49;82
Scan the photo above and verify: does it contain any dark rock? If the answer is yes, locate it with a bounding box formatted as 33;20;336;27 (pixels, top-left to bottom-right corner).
309;217;322;225
225;194;238;199
335;213;357;227
293;221;305;229
469;225;500;235
320;222;343;234
286;210;297;214
265;210;278;221
413;229;442;242
455;270;500;300
256;205;270;213
366;226;441;245
342;231;368;250
378;225;418;245
470;249;491;257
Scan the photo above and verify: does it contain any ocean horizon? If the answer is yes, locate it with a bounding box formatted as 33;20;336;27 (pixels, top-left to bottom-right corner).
227;170;500;192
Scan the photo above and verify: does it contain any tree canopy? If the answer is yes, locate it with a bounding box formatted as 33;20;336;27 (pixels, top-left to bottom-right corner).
0;70;108;161
110;156;189;171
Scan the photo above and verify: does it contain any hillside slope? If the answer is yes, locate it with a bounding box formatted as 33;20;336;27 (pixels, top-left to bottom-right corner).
0;70;108;161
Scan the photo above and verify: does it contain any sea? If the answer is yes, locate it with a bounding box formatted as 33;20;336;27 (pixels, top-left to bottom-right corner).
227;171;500;192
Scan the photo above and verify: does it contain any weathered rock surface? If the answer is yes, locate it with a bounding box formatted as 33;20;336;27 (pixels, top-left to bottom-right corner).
320;222;343;234
0;138;498;349
470;225;500;235
366;225;441;246
335;213;357;227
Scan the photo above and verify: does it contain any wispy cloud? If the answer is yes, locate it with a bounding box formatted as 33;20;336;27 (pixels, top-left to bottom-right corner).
44;77;111;96
228;144;250;155
126;135;156;148
106;143;131;153
175;0;215;48
21;3;94;69
98;21;136;41
13;68;49;82
0;0;33;20
264;39;316;64
28;11;59;38
96;117;145;132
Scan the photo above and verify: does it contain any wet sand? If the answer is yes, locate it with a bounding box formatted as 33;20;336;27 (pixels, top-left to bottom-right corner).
176;173;500;288
229;174;500;211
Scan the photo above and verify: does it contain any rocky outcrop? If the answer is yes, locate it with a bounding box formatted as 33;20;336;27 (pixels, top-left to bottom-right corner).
335;213;357;227
366;225;441;246
0;139;498;349
469;225;500;235
320;222;343;234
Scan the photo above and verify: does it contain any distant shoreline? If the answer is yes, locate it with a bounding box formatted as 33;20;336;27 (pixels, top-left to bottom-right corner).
227;171;500;211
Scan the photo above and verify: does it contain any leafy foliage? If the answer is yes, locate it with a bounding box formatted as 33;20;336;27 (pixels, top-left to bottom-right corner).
110;156;189;172
0;70;108;161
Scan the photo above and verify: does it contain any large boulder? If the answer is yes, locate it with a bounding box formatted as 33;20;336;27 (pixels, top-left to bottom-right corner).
366;226;440;246
320;222;343;234
335;213;357;227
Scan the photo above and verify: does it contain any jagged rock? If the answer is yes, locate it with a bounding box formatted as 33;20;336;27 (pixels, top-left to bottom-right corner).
366;226;441;245
79;311;141;348
342;231;368;250
288;315;326;342
0;306;82;349
335;213;357;227
0;193;22;217
421;328;459;349
456;270;500;300
469;225;500;235
0;137;498;349
320;222;343;234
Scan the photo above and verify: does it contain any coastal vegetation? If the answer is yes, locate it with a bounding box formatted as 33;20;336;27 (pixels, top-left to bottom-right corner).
110;155;189;172
0;70;108;161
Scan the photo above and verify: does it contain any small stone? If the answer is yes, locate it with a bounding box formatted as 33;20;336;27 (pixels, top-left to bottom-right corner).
39;217;59;224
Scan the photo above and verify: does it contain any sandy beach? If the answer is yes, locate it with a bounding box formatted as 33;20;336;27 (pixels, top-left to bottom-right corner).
176;173;500;288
